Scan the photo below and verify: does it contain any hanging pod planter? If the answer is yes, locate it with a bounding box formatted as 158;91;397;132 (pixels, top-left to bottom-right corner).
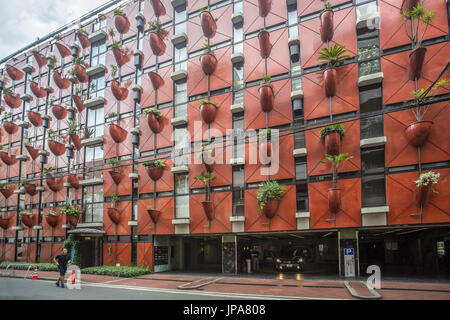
25;145;39;160
112;47;131;67
401;0;419;13
27;111;43;127
20;213;36;228
148;71;165;90
45;213;60;228
200;52;218;75
72;95;85;112
48;140;66;156
149;32;167;56
146;165;165;181
32;51;47;68
52;105;67;120
76;31;90;49
3;121;19;135
74;64;88;83
0;215;10;230
0;186;13;199
115;14;130;34
324;67;338;97
4;92;22;109
67;174;80;189
259;84;274;112
320;8;334;43
69;134;82;150
261;199;279;219
111;80;129;101
257;0;272;18
150;0;166;17
24;183;38;196
323;132;342;155
202;148;215;172
202;201;215;221
108;170;123;185
67;214;79;227
109;123;128;143
408;47;427;81
404;120;433;147
200;11;217;38
107;207;121;224
55;42;72;58
29;81;46;98
147;208;161;224
147;112;162;134
0;152;17;166
328;188;342;214
5;64;24;81
414;185;432;208
199;100;218;124
258;29;272;59
46;178;61;192
53;71;71;89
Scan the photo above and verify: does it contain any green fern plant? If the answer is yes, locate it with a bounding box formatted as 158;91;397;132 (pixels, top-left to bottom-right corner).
401;2;436;50
319;153;353;188
318;44;352;68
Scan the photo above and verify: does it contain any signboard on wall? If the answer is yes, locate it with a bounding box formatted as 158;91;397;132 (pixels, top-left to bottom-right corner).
154;246;168;266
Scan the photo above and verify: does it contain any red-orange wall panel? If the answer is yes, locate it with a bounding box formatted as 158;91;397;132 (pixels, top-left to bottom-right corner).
103;242;131;266
39;243;63;263
104;160;133;197
298;0;349;17
0;244;16;261
137;242;154;269
138;156;174;194
140;65;174;107
104;117;134;158
139;107;174;152
138;197;175;235
189;192;232;234
243;0;287;34
1;212;17;238
104;200;132;236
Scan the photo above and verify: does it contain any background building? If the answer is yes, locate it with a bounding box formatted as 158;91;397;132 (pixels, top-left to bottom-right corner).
0;0;449;278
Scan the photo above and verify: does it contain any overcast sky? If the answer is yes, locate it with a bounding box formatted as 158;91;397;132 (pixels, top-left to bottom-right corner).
0;0;111;60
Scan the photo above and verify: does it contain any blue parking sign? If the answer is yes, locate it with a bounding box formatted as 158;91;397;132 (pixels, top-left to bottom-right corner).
344;248;354;255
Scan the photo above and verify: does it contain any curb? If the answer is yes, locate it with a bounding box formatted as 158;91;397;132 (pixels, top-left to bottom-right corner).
344;281;382;300
177;277;224;290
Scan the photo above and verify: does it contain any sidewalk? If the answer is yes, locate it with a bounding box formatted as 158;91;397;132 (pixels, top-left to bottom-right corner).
3;270;450;300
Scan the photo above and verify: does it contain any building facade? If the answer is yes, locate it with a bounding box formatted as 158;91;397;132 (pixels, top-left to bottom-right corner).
0;0;449;278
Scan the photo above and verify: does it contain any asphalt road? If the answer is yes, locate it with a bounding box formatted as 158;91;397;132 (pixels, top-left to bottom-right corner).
0;278;252;300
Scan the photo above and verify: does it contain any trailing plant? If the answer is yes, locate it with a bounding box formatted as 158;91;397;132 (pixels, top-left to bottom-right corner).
23;181;37;186
258;128;272;141
19;211;33;216
256;180;285;212
199;7;211;12
72;56;85;66
113;8;125;16
112;41;121;49
47;129;57;141
40;167;54;178
143;107;162;119
64;234;81;267
106;112;118;121
194;172;217;201
259;74;272;87
76;28;88;35
318;43;352;68
108;28;116;41
401;2;436;50
47;209;58;216
2;87;13;95
199;99;218;108
147;19;164;34
60;205;82;218
415;171;440;193
48;55;57;70
408;79;449;121
110;64;119;79
1;111;11;123
320;1;333;14
319;153;353;189
84;128;95;139
142;159;165;168
67;119;78;135
319;124;345;140
203;40;212;53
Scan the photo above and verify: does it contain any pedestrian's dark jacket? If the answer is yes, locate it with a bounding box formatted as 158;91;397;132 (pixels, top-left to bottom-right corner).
55;254;71;269
244;250;251;259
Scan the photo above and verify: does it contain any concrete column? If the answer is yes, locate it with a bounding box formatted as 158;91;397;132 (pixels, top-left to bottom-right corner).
339;229;359;278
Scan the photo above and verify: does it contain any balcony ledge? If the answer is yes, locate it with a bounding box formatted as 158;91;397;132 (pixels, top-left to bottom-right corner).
171;0;186;8
288;36;300;47
79;177;103;187
128;221;138;227
361;206;389;215
230;102;244;113
20;93;31;102
32;226;42;230
16;155;27;161
231;52;244;64
171;115;188;126
88;30;107;43
291;89;304;100
296;211;310;219
358;72;384;87
81;135;104;148
84;96;105;109
360;136;386;149
77;222;103;228
171;166;189;174
230;216;245;222
356;11;380;30
171;32;188;45
12;226;23;231
231;12;243;25
293;148;307;158
171;69;188;81
21;64;33;74
172;218;190;225
230;158;245;166
86;64;105;77
129;172;139;180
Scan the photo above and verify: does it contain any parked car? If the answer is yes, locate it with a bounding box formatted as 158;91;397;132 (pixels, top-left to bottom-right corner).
275;247;311;272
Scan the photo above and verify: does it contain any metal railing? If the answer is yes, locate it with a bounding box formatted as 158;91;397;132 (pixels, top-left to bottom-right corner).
1;264;34;279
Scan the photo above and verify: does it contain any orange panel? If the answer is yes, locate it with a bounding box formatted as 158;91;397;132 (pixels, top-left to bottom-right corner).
104;117;134;158
298;0;349;17
189;192;232;234
0;244;16;261
103;242;131;266
137;242;154;269
138;197;175;235
243;0;287;34
104;201;132;236
138;156;174;194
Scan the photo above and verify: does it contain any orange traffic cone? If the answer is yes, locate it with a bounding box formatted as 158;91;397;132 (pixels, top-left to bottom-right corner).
32;267;38;280
71;270;76;284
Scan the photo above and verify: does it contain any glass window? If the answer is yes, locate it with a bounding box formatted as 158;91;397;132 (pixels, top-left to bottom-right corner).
360;115;383;139
91;40;106;66
87;106;104;137
232;167;245;216
89;74;105;99
92;19;106;32
359;84;382;113
233;62;244;90
174;127;189;166
295;158;307;181
296;184;309;212
361;147;384;175
175;174;189;218
362;174;386;207
233;117;245;159
83;185;104;222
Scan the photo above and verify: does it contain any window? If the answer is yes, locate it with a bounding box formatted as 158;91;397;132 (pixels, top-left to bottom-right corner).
175;174;189;218
232;166;245;216
83;185;104;223
287;3;299;39
357;27;380;77
296;184;309;212
174;80;187;117
359;84;383;139
86;106;104;138
92;19;106;32
90;40;106;66
233;116;245;159
361;147;386;207
174;127;189;166
88;73;105;99
233;62;244;91
295;157;307;181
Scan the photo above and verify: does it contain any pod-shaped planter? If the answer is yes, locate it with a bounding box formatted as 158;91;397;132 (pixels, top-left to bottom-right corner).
258;30;272;59
404;120;433;147
259;85;274;112
24;183;37;196
200;52;218;75
53;71;71;89
67;174;80;189
260;141;272;159
324;68;338;97
408;47;427;81
202;201;215;221
328;188;342;214
33;52;47;68
109;123;128;143
3;121;19;135
261;199;280;219
320;9;334;43
48;140;66;156
70;134;82;151
202;149;216;172
26;145;39;160
27;111;42;127
72;95;85;112
0;187;13;199
200;102;218;124
5;64;24;81
148;71;165;90
414;185;432;208
74;64;88;83
55;42;71;58
146;166;164;181
52;105;67;120
29;81;46;98
108;170;123;185
0;152;17;166
257;0;272;17
114;14;130;34
76;32;90;49
0;216;10;230
401;0;419;13
149;32;166;56
107;207;121;224
201;11;217;38
147;113;161;134
46;214;59;228
112;47;130;67
147;208;161;224
21;214;35;228
67;214;79;227
46;178;61;192
111;80;129;101
324;132;341;155
4;93;22;109
150;0;166;17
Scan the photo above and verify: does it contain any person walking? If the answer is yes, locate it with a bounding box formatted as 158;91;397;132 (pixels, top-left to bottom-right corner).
53;248;71;288
244;247;252;274
251;247;260;273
